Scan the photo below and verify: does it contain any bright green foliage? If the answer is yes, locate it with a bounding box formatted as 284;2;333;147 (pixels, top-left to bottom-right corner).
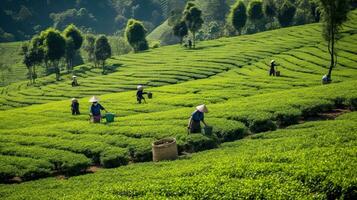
125;19;149;52
228;1;247;34
0;8;356;190
248;0;264;21
0;113;356;199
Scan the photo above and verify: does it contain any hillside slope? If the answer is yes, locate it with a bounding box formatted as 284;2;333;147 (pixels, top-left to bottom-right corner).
0;10;356;186
1;9;357;110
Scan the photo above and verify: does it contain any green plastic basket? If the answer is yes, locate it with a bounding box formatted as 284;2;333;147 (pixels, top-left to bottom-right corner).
105;113;115;123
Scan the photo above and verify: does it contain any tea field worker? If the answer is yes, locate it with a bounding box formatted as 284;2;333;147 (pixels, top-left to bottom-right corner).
72;75;79;87
136;85;147;104
188;40;192;49
89;96;107;123
71;98;80;115
269;60;277;76
188;104;209;134
322;74;331;84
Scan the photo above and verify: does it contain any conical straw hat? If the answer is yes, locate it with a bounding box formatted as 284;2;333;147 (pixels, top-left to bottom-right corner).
72;75;77;78
89;96;99;103
71;98;77;101
271;60;275;64
137;85;144;90
196;104;208;113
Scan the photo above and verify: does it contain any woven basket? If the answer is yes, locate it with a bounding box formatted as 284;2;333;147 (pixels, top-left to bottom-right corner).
152;138;178;162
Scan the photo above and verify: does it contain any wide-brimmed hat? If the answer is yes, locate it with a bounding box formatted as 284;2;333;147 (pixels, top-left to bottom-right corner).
196;104;208;113
89;96;99;103
71;98;77;102
137;85;144;90
271;60;275;64
72;75;77;78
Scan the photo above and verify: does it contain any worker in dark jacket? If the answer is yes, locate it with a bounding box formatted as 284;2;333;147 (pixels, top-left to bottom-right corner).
188;104;208;133
72;75;79;87
136;85;147;104
89;96;107;123
71;98;80;115
269;60;276;76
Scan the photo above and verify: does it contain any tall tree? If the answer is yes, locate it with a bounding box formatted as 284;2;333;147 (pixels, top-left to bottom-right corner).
29;35;44;83
21;36;44;84
277;1;296;27
183;2;204;48
63;24;83;71
95;35;112;74
319;0;349;81
173;21;188;44
41;28;66;81
248;0;264;21
125;19;149;52
21;42;34;84
228;1;247;35
263;0;276;19
83;34;96;64
64;38;75;71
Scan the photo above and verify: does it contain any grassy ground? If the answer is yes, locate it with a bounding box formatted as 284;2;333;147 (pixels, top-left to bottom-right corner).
0;9;356;199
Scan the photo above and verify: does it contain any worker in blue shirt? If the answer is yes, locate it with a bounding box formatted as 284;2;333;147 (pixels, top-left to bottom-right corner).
89;96;107;123
188;104;208;133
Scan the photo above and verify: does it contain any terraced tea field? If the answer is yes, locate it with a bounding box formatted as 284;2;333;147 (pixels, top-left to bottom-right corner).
0;9;356;200
0;111;356;199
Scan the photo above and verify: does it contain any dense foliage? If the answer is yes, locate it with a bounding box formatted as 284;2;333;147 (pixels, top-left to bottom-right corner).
229;1;247;34
0;0;167;41
125;19;149;52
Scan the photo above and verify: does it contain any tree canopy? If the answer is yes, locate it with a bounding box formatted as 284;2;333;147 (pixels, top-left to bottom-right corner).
125;19;149;52
248;1;264;21
277;1;296;27
183;2;204;47
95;35;112;73
229;1;247;34
319;0;350;80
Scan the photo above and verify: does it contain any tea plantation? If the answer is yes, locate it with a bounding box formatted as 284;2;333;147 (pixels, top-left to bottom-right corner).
0;9;356;200
0;112;356;199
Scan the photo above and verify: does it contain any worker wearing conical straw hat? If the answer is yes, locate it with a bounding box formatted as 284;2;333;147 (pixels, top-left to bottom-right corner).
71;98;80;115
269;60;277;76
136;85;147;104
188;104;209;134
89;96;107;123
72;75;79;87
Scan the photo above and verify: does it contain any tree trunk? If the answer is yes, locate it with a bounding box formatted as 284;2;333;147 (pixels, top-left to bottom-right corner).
29;66;33;84
54;61;60;81
327;14;335;80
192;31;195;48
102;60;105;74
33;65;36;83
